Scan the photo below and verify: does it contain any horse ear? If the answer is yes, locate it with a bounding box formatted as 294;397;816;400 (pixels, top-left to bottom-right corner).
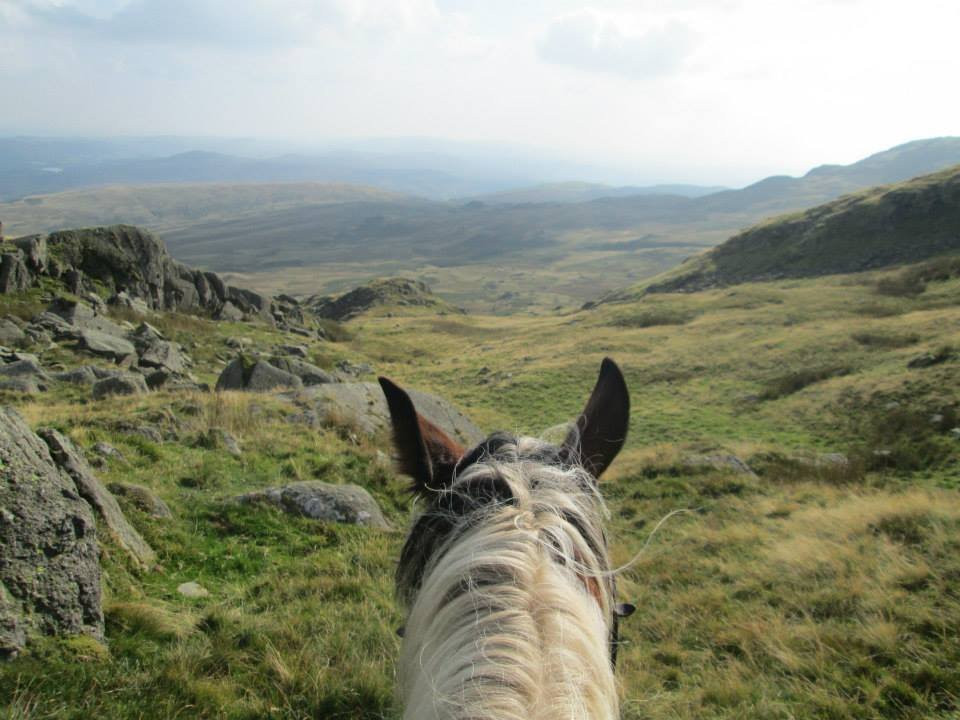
378;376;465;493
563;358;630;479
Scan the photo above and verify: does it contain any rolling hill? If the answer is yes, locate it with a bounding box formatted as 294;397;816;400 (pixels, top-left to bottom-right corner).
644;163;960;294
0;183;408;237
459;181;727;204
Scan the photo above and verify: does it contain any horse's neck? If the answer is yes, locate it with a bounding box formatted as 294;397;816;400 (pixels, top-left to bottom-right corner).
399;524;618;720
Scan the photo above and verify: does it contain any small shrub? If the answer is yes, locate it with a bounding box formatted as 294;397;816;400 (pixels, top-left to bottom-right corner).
851;331;920;349
760;365;852;400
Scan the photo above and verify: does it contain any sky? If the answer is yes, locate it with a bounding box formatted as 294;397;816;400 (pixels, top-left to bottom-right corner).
1;0;958;185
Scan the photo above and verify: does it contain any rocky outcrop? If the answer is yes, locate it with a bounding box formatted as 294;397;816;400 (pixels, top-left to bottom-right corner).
0;407;103;657
215;357;304;392
307;278;443;321
234;481;389;529
267;356;337;385
0;224;328;337
294;381;483;445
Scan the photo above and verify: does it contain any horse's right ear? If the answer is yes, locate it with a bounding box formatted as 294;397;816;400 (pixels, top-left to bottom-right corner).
562;357;630;479
378;377;465;494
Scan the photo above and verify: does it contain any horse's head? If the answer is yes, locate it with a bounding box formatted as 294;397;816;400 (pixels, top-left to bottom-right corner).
379;358;629;496
379;359;634;669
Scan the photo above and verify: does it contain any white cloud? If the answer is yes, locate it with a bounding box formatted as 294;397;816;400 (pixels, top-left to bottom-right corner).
9;0;442;49
538;8;696;78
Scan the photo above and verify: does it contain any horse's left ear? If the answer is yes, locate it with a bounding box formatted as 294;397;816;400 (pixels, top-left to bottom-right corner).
563;357;630;479
378;377;465;494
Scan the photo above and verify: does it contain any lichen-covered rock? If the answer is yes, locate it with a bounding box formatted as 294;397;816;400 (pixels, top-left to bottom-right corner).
235;481;389;528
247;361;302;391
92;373;148;400
39;429;156;568
681;453;757;477
138;339;188;374
0;407;103;657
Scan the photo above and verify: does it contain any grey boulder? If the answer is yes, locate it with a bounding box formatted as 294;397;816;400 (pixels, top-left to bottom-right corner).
138;340;188;374
215;357;303;392
52;366;99;385
235;481;389;529
78;329;136;361
681;453;757;477
92;374;148;400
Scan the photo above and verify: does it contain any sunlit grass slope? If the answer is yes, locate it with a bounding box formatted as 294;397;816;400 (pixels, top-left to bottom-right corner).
2;259;959;719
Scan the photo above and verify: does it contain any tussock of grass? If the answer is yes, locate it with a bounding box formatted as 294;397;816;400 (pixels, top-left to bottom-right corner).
609;307;699;328
875;253;960;297
851;330;920;348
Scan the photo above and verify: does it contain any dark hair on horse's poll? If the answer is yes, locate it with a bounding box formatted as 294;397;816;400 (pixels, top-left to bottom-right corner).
379;358;635;720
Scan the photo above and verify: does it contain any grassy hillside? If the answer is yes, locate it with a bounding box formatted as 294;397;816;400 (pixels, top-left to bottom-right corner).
1;256;958;719
646;164;960;293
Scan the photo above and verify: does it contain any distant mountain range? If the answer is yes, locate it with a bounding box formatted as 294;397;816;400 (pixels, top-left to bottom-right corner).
459;182;727;205
5;135;959;208
0;136;666;202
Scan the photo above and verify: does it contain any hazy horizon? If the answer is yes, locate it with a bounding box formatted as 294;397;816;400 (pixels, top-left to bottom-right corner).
3;0;959;187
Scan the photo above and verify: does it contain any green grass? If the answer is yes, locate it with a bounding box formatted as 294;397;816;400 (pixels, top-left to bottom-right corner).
2;261;960;718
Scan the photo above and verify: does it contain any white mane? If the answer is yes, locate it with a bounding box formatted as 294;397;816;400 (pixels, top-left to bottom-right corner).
397;436;619;720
